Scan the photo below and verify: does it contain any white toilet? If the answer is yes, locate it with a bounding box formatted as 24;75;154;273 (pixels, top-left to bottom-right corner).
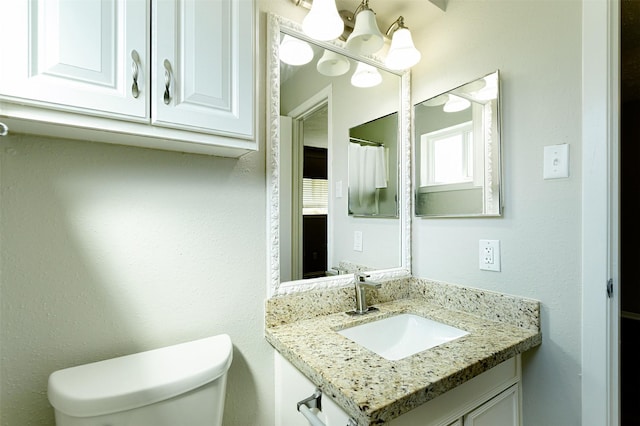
47;334;232;426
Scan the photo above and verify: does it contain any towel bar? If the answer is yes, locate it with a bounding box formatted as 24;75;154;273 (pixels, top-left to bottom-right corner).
297;389;324;426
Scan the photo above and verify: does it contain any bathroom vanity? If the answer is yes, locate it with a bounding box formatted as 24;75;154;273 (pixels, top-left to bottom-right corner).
265;278;541;425
264;13;538;426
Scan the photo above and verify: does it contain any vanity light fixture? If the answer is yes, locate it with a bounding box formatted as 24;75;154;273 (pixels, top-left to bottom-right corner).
289;0;423;70
443;94;471;112
279;34;314;66
302;0;344;41
384;16;421;70
351;62;382;88
345;0;384;55
317;49;351;76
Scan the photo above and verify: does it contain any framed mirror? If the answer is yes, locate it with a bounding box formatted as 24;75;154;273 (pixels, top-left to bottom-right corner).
267;14;411;296
414;71;502;217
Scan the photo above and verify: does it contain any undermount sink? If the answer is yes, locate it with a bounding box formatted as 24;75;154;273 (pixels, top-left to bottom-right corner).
337;313;469;361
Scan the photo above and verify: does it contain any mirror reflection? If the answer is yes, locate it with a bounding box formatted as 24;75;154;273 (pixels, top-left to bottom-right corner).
270;14;409;291
348;112;398;218
414;71;502;217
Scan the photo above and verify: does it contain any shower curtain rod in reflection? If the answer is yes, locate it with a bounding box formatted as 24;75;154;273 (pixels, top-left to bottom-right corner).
349;137;383;147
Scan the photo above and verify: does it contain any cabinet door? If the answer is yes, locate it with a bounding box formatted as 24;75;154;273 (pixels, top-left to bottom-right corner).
464;385;520;426
152;0;254;139
0;0;148;119
275;352;353;426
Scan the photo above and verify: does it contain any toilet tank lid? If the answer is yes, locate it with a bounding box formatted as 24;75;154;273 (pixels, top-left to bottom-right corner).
47;334;233;418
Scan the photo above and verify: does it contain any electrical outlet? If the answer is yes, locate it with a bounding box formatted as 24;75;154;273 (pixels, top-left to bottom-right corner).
483;246;494;264
479;240;501;271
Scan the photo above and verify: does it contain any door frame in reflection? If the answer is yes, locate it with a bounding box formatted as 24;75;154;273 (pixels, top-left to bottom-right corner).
285;86;332;281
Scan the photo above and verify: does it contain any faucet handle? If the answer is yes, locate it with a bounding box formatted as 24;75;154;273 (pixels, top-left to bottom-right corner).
355;272;370;282
355;272;382;289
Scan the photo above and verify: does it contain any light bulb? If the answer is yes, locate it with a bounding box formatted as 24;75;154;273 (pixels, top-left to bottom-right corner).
385;28;421;70
317;49;351;77
351;62;382;88
346;8;384;55
302;0;343;41
279;35;314;66
443;94;471;112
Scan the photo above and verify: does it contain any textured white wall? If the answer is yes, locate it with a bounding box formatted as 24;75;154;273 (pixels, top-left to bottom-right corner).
0;133;272;425
410;1;582;424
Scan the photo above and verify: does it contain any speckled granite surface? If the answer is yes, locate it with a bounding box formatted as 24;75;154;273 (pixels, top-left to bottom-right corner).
265;277;541;425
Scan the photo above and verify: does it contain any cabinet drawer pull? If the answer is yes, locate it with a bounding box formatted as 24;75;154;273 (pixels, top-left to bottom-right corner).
163;59;173;105
131;50;141;99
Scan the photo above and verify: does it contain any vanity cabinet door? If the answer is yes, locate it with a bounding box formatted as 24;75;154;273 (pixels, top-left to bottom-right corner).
275;352;353;426
152;0;254;139
0;0;148;119
463;384;520;426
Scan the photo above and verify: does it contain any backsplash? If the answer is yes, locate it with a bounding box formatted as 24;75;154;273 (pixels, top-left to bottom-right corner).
265;277;540;331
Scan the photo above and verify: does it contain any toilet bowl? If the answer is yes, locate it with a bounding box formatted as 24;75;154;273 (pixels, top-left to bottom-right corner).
48;334;232;426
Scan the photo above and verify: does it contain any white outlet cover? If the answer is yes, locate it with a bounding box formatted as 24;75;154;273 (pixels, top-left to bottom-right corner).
479;240;501;271
543;144;570;179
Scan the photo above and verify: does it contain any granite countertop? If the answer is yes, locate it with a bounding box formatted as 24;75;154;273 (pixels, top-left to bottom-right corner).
265;278;542;425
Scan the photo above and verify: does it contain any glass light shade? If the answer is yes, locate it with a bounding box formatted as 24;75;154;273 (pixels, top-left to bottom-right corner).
346;9;384;55
443;94;471;112
302;0;343;41
474;74;498;101
384;28;421;70
279;35;314;66
317;49;351;76
351;62;382;88
421;94;449;107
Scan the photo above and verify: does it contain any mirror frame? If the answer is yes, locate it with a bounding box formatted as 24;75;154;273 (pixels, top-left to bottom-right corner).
266;13;412;296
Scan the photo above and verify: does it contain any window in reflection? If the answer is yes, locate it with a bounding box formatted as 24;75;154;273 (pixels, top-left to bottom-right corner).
302;178;328;215
421;121;474;186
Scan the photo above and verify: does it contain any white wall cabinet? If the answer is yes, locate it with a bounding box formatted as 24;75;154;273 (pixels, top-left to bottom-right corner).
0;0;148;119
275;351;522;426
0;0;255;157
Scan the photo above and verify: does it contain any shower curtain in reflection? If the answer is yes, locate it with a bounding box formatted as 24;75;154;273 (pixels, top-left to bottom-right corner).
348;142;387;215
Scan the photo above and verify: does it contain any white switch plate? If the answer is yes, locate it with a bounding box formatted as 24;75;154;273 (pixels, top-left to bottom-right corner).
479;240;501;271
335;181;343;198
353;231;363;252
543;144;570;179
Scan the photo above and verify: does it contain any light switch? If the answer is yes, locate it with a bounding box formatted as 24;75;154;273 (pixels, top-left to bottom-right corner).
543;144;570;179
335;181;343;198
353;231;363;252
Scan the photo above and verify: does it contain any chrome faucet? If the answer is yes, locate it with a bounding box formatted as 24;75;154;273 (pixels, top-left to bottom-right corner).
348;273;382;315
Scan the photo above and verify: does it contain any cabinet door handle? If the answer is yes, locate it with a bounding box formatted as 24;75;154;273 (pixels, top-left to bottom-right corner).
131;50;141;99
163;59;173;105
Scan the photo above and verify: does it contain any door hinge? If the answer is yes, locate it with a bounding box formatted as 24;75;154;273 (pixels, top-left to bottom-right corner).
607;278;613;298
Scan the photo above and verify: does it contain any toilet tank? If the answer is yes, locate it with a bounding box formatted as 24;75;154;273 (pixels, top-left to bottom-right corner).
48;334;233;426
